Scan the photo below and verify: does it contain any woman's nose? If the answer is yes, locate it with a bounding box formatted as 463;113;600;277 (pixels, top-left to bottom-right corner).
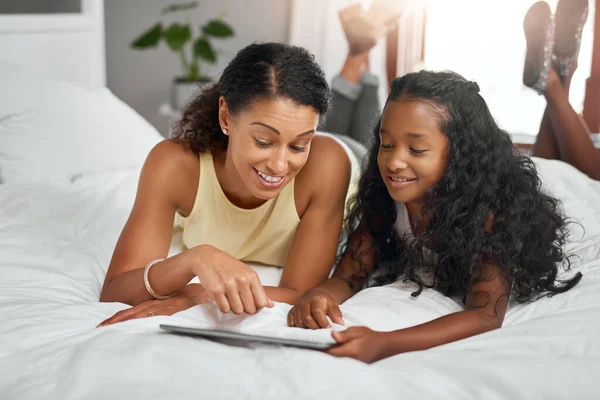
266;148;287;175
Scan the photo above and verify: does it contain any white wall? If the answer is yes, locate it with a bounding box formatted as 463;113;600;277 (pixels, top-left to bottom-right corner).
0;0;106;90
104;0;292;135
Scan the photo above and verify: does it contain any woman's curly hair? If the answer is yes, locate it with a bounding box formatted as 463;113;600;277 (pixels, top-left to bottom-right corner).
343;70;582;303
172;42;331;154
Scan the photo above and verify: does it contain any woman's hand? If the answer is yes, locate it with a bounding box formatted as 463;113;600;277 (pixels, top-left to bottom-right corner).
190;245;274;315
97;283;212;327
287;287;345;329
327;326;387;364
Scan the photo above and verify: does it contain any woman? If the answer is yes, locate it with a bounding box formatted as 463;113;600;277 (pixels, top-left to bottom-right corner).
98;43;357;325
319;2;385;146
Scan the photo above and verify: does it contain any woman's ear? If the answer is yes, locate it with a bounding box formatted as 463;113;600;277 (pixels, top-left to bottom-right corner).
218;96;230;135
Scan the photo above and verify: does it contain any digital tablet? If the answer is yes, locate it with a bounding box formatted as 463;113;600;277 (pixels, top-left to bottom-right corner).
160;324;334;350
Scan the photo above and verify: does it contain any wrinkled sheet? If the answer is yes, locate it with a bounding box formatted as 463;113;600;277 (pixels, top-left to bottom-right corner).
1;158;599;400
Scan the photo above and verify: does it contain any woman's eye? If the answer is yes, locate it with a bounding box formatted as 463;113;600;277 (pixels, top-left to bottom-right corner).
380;143;393;149
409;147;426;154
254;139;270;148
290;146;306;153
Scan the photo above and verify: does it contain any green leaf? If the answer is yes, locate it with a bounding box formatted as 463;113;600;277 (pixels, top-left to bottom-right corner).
131;23;162;48
165;23;191;51
194;38;217;63
162;2;197;14
202;20;234;38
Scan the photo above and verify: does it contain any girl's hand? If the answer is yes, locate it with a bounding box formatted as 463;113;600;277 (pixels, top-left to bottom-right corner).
327;326;387;364
190;245;274;315
97;284;212;327
287;288;345;329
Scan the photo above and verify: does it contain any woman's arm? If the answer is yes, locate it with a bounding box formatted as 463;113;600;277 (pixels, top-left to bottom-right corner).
100;141;270;314
267;136;354;305
100;140;198;305
328;261;512;363
97;283;211;327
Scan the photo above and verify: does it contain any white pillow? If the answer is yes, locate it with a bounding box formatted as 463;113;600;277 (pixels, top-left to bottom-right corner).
0;59;163;183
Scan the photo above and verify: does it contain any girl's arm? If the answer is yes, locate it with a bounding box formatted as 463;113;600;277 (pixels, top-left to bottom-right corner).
287;228;375;328
328;260;511;363
267;136;353;305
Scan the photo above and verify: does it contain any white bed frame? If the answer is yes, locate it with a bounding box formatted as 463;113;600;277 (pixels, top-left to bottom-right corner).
0;0;105;89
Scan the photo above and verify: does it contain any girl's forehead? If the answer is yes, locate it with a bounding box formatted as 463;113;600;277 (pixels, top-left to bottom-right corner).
382;98;445;133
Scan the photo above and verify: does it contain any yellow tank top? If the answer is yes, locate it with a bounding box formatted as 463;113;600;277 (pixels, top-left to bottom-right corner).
174;136;360;267
174;152;300;267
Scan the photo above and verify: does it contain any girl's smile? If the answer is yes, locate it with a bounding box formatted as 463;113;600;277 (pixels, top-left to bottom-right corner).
387;175;418;188
377;97;449;206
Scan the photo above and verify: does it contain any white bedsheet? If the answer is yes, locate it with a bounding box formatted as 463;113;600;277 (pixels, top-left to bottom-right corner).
1;158;599;399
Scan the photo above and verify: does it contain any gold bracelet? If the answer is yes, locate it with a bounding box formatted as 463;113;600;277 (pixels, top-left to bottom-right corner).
143;258;180;300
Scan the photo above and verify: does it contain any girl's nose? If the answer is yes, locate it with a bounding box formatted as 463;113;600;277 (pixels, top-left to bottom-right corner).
387;156;408;172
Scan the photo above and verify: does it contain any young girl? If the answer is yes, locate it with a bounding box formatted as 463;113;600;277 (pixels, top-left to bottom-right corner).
98;43;357;325
525;0;600;180
288;70;582;363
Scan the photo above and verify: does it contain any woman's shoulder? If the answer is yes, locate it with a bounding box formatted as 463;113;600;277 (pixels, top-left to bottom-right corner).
145;138;198;165
142;139;200;179
294;134;352;205
140;139;200;213
301;134;352;178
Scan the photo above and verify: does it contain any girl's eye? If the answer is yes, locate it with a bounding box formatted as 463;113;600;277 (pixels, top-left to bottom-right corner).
254;139;270;148
410;147;426;154
290;146;306;153
380;143;393;149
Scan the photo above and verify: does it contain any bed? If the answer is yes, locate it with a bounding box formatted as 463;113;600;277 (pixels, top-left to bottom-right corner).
2;3;600;399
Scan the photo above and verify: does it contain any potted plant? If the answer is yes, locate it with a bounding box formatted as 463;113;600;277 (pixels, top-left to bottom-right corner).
131;1;234;110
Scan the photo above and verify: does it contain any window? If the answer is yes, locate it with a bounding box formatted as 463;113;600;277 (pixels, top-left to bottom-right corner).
424;0;595;137
0;0;82;14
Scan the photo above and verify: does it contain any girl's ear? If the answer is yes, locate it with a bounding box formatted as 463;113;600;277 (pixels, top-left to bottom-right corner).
218;96;230;134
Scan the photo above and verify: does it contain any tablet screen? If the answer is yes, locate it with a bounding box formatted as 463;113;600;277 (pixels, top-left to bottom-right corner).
160;324;335;350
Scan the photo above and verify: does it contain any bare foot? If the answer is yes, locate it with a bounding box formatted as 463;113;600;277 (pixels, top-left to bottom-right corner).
339;2;401;56
340;15;381;55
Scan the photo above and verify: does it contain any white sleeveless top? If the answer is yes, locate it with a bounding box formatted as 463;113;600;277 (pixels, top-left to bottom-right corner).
395;203;467;304
394;203;470;305
394;202;439;266
394;202;414;238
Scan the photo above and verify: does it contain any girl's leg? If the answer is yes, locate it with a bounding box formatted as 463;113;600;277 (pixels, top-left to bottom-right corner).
544;66;600;180
531;109;560;159
531;64;578;160
525;1;559;159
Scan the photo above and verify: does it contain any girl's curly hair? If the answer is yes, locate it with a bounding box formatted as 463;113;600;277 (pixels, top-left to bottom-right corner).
172;42;331;154
343;70;582;303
